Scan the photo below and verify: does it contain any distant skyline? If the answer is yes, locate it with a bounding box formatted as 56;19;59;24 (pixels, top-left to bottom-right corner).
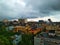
0;0;60;21
8;16;60;22
27;15;60;22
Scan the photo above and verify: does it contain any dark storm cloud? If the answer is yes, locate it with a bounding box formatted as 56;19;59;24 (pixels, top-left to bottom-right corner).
0;0;60;19
26;0;60;17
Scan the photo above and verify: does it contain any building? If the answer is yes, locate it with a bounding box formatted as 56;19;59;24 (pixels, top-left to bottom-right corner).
3;19;9;26
18;19;27;26
18;18;27;23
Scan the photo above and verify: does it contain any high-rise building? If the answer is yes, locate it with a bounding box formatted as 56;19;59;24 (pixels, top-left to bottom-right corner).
48;19;52;23
18;18;27;23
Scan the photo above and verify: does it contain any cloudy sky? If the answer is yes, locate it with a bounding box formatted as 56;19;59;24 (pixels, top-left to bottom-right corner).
0;0;60;21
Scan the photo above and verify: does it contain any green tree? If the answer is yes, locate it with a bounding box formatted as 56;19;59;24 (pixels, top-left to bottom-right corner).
0;35;10;45
19;34;33;45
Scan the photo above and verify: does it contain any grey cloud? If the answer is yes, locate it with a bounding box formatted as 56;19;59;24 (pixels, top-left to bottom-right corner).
26;0;60;16
0;0;60;19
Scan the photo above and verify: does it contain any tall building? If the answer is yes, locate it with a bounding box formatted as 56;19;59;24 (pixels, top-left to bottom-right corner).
18;18;27;23
18;18;27;26
48;19;52;23
3;19;9;26
3;19;8;23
